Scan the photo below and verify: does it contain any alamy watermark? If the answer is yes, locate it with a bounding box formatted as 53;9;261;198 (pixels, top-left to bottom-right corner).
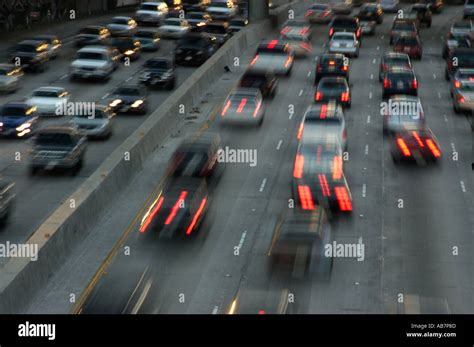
55;100;96;118
380;99;421;119
217;146;257;167
0;242;38;261
324;239;365;261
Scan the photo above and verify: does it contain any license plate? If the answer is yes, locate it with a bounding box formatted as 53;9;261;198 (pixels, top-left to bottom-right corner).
46;161;58;170
404;47;411;53
328;66;335;71
340;43;347;47
397;81;404;89
185;56;192;61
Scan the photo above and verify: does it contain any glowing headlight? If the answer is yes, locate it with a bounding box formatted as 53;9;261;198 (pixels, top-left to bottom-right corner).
197;22;205;27
109;99;122;107
124;50;135;55
131;100;144;108
16;123;31;132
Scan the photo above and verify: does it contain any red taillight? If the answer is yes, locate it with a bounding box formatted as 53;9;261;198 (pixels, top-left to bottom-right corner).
458;95;465;103
300;27;309;35
411;79;418;89
320;104;328;118
280;27;290;35
250;55;259;65
412;131;424;148
329;28;334;36
293;154;304;178
383;78;390;89
253;101;262;118
186;198;207;235
454;80;461;88
315;91;322;101
297;121;304;140
317;63;322;72
341;92;350;102
139;196;164;233
356;28;361;38
164;191;188;225
334;186;352;211
396;138;411;157
342;65;348;71
382;63;388;71
426;139;441;158
332;156;343;180
221;100;231;116
297;185;315;210
318;174;331;197
300;42;311;52
236;98;247;113
284;55;293;67
305;10;313;16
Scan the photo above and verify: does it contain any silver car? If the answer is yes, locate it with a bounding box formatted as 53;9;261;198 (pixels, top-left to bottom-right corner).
26;86;70;116
328;32;360;57
33;35;62;59
452;80;474;113
249;40;295;76
380;0;400;13
135;2;168;26
70;105;115;139
305;4;334;24
280;33;313;57
158;18;191;39
107;17;138;36
0;64;23;94
220;88;265;126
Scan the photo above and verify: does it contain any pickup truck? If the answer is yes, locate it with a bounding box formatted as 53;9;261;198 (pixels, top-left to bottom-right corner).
238;70;278;99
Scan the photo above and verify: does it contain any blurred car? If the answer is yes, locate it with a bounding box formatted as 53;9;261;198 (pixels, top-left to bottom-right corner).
383;67;418;99
9;40;49;72
29;126;87;175
107;17;138;36
135;1;168;26
450;20;474;38
420;0;443;14
330;0;353;14
140;57;176;89
229;17;248;32
452;79;474;113
390;126;441;164
238;70;278;99
380;0;400;12
464;0;474;18
249;40;294;76
329;16;361;40
70;105;115;139
379;52;412;82
158;18;191;39
108;85;149;115
0;102;38;138
175;33;217;66
207;0;238;20
445;48;474;80
31;35;61;59
203;21;231;46
357;3;384;24
25;86;70;116
75;26;111;48
328;32;360;57
360;20;377;35
450;68;474;95
442;32;471;59
280;19;311;39
0;179;15;226
0;64;23;94
182;0;211;12
220;88;264;126
110;36;141;61
382;95;425;134
393;34;423;59
186;12;212;29
70;46;120;82
315;77;351;108
280;33;313;57
134;29;161;51
138;177;209;238
389;20;418;44
409;4;432;27
297;102;347;151
305;4;333;24
315;53;350;84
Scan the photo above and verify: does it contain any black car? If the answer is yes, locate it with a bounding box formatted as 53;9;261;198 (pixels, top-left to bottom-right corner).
315;77;351;108
182;0;210;12
419;0;443;13
238;70;278;99
229;17;248;32
109;36;141;61
139;57;176;90
379;52;412;81
382;67;418;99
390;126;442;164
315;53;349;84
357;3;384;24
9;40;49;72
409;4;432;27
75;26;111;48
442;32;471;59
175;34;217;66
445;48;474;80
186;11;212;29
328;16;362;40
108;85;149;114
203;21;231;46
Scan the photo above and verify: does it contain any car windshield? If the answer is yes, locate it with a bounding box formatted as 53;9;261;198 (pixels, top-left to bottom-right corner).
230;19;246;25
319;80;347;91
76;52;106;60
311;4;328;10
396;37;418;45
388;71;414;80
139;4;158;11
178;36;205;46
35;133;75;146
257;46;286;54
164;19;182;26
386;56;409;65
111;38;134;46
284;20;307;27
453;22;471;29
393;22;415;30
136;31;156;38
15;44;36;52
0;106;28;117
460;83;474;90
32;90;61;97
333;19;357;29
114;87;142;95
112;18;129;25
333;34;354;40
79;27;100;35
187;13;204;19
145;59;169;69
205;25;227;34
454;52;474;63
210;2;230;8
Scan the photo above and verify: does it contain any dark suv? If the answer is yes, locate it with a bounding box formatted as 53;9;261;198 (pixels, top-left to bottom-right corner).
445;48;474;80
357;3;384;24
329;16;362;40
315;53;349;84
409;4;432;27
382;67;418;99
9;40;49;72
175;34;217;66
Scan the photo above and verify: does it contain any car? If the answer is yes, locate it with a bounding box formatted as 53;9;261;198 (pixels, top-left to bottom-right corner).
229;17;248;32
75;26;111;48
220;88;265;126
0;179;15;226
464;0;474;18
9;40;49;72
380;0;400;12
382;95;425;134
70;105;116;139
0;102;38;138
134;2;168;26
238;70;278;99
315;77;351;108
315;53;350;84
442;32;471;59
450;68;474;96
292;138;352;214
330;0;353;14
182;0;212;12
0;64;23;94
280;33;313;58
203;21;231;46
450;20;474;38
409;4;432;27
357;3;384;24
297;102;347;151
207;0;238;20
419;0;443;14
138;176;210;238
107;17;138;36
390;125;441;164
280;19;311;39
249;40;294;76
390;20;418;44
186;12;212;29
393;34;423;59
134;29;161;51
174;33;217;66
108;85;148;115
25;86;70;116
328;32;360;57
31;35;61;59
445;48;474;80
29;126;87;175
110;36;141;61
268;209;333;278
305;4;334;24
383;67;418;99
140;57;176;89
158;18;191;39
360;20;377;35
452;79;474;113
328;16;362;40
70;46;120;82
379;52;412;82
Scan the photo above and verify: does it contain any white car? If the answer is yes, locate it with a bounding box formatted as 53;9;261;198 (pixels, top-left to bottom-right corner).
464;0;474;18
452;80;474;113
207;0;238;20
26;86;70;116
158;18;191;39
280;19;311;39
32;35;62;59
328;32;360;57
107;16;138;36
0;64;23;94
135;2;168;26
305;4;334;24
70;46;120;81
70;105;115;139
220;88;265;126
249;40;295;76
280;33;313;57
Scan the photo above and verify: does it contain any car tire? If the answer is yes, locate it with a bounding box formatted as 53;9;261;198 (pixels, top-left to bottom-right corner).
29;166;38;176
346;101;351;108
389;37;393;45
445;70;450;81
392;155;400;165
72;159;83;176
427;21;431;28
167;79;175;90
453;103;460;114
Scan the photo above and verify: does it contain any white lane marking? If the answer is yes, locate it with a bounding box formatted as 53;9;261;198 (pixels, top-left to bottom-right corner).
432;35;435;40
238;230;247;249
259;178;267;192
364;144;369;155
460;181;466;193
376;46;380;51
307;71;311;77
276;139;283;150
372;58;376;64
370;74;374;80
299;89;304;96
433;73;437;79
381;35;384;39
443;114;448;122
212;306;219;314
59;74;68;80
369;92;372;99
367;115;371;123
438;91;442;99
125;76;133;82
362;184;367;198
101;93;110;100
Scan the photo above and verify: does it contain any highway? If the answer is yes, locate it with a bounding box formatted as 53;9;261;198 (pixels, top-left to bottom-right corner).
6;2;473;314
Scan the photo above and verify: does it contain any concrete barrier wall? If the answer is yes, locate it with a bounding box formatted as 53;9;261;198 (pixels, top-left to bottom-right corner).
0;0;312;314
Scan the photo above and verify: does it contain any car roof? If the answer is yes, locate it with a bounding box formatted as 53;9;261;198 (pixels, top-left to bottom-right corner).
77;46;111;53
33;86;66;93
305;103;343;120
321;53;345;60
162;176;207;197
387;66;414;73
231;87;262;97
319;76;348;83
384;52;409;58
3;102;29;107
18;40;46;46
37;126;77;134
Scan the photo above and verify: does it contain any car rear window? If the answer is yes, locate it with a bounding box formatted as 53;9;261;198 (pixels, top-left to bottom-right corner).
35;133;75;146
32;90;61;97
333;19;357;29
388;71;414;80
319;80;347;90
114;87;142;95
386;56;410;65
396;37;418;45
393;22;415;30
